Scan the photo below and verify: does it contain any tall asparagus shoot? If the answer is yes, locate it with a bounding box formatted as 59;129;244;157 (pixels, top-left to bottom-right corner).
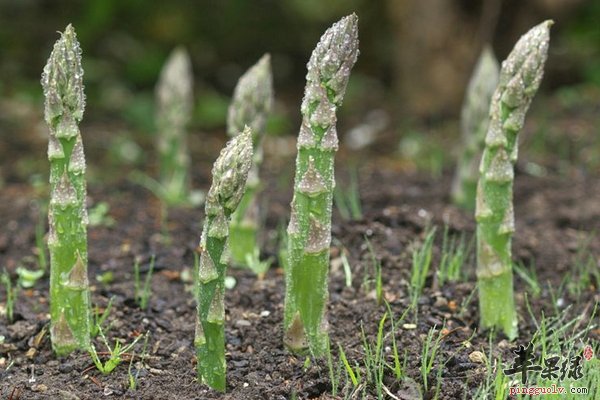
227;54;273;266
195;127;253;391
284;14;359;356
451;46;499;210
155;47;193;205
476;21;552;339
41;24;91;355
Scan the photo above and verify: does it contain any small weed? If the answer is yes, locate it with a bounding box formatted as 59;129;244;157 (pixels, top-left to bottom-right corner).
433;363;444;399
133;255;155;310
526;297;597;358
340;249;353;288
437;226;470;286
471;357;508;400
88;201;115;227
359;314;386;399
420;325;444;392
488;299;599;399
245;247;273;279
90;296;115;338
491;359;509;400
332;239;354;289
89;326;144;375
385;302;406;381
96;271;115;286
338;344;360;388
1;269;18;322
410;226;436;314
514;260;541;298
567;234;599;297
398;130;447;178
128;331;150;390
470;333;507;400
326;339;341;396
330;305;410;399
16;266;44;289
334;168;362;221
458;286;478;319
129;170;204;209
302;356;311;371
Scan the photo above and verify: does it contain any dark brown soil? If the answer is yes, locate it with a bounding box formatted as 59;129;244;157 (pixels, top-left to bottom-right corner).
1;131;599;400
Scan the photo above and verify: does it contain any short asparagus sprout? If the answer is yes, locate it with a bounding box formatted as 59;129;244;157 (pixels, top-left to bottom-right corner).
476;20;552;339
195;127;253;391
155;47;194;206
284;14;359;356
227;54;273;267
451;46;499;209
41;24;91;355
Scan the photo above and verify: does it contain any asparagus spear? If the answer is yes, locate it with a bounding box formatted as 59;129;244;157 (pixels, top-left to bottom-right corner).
227;54;273;267
452;46;499;210
155;47;193;205
41;24;91;355
476;21;552;339
284;14;359;356
195;127;253;391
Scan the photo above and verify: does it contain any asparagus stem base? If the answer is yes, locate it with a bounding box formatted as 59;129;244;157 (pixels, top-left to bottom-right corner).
196;234;227;392
478;270;518;340
196;322;226;392
284;251;329;356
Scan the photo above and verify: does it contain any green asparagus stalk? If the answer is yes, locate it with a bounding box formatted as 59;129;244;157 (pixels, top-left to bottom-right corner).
451;46;499;210
155;47;193;205
41;24;91;355
195;127;253;391
227;54;273;267
284;14;359;356
476;21;552;339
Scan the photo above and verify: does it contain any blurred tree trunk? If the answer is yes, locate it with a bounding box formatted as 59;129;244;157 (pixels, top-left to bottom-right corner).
387;0;587;120
387;0;488;119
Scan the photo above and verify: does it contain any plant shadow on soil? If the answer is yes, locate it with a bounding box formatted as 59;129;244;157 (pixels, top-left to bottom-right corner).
0;136;599;400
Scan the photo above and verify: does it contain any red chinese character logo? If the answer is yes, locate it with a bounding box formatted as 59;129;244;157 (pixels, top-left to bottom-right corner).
583;345;594;361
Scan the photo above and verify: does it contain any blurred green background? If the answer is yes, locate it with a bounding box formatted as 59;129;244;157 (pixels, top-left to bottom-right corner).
1;0;599;183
